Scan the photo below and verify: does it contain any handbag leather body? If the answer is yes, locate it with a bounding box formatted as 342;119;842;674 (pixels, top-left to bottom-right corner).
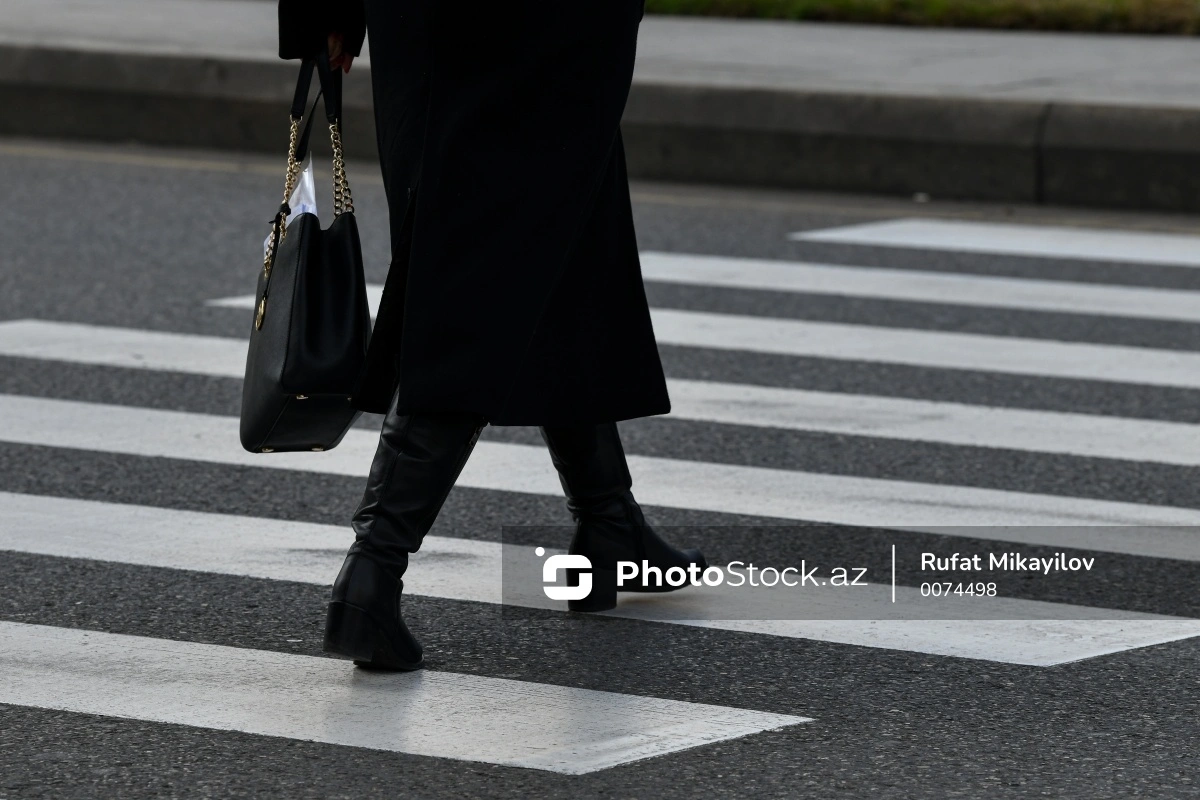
240;55;372;453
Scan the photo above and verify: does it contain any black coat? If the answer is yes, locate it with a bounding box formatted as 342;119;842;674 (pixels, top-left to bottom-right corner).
278;0;670;426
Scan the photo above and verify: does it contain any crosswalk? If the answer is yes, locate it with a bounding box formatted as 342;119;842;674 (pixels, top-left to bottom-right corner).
0;621;809;774
211;250;1200;322
214;294;1200;387
4;217;1200;773
7;491;1195;666
6;393;1200;540
7;319;1200;465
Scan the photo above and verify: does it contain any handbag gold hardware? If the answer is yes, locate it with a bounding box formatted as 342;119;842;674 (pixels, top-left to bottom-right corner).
255;296;266;330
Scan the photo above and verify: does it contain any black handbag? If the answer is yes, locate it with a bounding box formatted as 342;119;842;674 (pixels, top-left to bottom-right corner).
240;55;372;454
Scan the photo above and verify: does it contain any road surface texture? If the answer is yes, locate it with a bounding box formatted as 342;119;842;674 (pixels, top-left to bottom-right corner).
0;138;1197;798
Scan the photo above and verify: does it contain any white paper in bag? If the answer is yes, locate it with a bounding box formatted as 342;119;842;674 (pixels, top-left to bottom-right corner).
263;153;319;258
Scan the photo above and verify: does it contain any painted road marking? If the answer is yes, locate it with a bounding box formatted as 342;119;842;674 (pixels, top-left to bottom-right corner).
639;252;1200;323
213;286;1200;387
207;251;1200;323
0;621;809;774
647;309;1200;389
791;218;1200;268
666;379;1200;467
2;321;1197;465
3;493;1197;665
1;394;1199;549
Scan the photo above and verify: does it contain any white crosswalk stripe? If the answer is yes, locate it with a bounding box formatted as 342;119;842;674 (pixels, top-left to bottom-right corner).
5;217;1200;769
3;492;1196;666
205;251;1200;323
4;320;1199;465
3;394;1199;544
207;287;1200;390
649;310;1200;388
791;218;1200;267
640;252;1200;322
667;380;1200;467
0;621;810;774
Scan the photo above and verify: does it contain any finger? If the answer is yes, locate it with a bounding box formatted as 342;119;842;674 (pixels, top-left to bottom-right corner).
327;32;344;60
342;54;354;73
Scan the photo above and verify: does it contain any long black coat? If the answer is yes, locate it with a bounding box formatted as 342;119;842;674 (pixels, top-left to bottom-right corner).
278;0;670;426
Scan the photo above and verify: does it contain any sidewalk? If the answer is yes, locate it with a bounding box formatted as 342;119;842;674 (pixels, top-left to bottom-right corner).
4;0;1200;210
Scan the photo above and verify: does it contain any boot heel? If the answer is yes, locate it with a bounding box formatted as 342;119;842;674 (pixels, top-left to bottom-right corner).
568;566;617;613
323;600;382;662
323;600;424;670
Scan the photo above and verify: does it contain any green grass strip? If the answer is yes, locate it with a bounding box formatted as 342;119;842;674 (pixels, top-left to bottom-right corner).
645;0;1200;34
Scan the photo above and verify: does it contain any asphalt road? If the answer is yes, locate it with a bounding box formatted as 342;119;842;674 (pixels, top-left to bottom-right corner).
0;138;1198;798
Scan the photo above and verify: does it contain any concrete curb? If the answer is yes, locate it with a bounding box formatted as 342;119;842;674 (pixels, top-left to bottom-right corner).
5;43;1200;211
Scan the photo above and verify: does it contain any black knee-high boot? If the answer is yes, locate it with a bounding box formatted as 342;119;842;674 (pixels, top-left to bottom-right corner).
539;422;706;612
323;398;485;670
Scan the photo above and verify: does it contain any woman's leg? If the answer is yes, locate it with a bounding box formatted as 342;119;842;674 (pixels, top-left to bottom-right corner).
539;422;706;612
324;390;486;670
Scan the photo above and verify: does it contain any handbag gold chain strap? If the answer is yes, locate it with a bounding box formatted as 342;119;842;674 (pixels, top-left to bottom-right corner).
262;116;355;280
256;62;355;333
262;116;303;281
330;120;355;216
